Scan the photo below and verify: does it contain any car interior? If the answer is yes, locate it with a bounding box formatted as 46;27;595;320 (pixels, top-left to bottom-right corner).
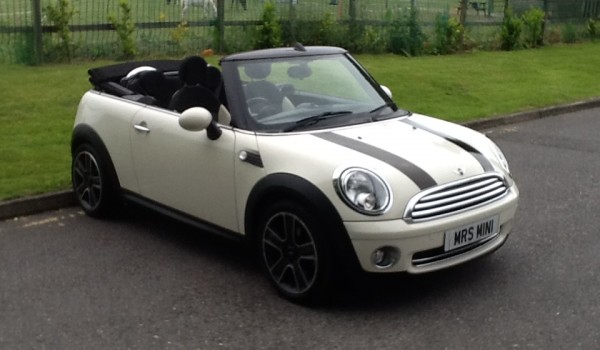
88;57;231;125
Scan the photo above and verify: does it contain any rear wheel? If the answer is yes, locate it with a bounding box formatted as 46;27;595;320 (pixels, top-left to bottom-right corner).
72;144;119;217
258;200;334;304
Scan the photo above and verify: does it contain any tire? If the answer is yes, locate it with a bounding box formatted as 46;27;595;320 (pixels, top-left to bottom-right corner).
257;200;334;304
71;143;120;218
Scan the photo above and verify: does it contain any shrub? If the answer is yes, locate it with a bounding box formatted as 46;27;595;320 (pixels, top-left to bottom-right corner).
562;22;579;44
14;32;36;65
388;8;425;56
501;8;522;51
313;13;342;46
545;27;562;44
108;0;137;59
587;18;597;41
433;12;463;55
169;22;190;53
44;0;75;62
360;26;388;54
254;1;282;49
521;7;545;48
291;13;344;47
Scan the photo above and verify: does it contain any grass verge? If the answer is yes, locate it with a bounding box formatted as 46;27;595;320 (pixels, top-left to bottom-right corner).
1;43;599;200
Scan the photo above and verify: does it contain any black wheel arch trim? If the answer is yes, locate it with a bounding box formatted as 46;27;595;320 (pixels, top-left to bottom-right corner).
71;124;122;192
245;173;362;274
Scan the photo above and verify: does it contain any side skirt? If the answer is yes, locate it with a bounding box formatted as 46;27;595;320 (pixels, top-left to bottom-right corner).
122;190;244;243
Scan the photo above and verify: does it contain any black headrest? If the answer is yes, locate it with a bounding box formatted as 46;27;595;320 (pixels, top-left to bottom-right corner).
288;63;312;80
244;63;271;80
179;56;208;86
205;66;222;92
138;70;166;94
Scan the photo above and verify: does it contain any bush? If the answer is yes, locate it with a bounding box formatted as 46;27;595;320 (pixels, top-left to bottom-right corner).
254;1;282;49
433;12;463;55
388;8;425;56
169;22;190;53
562;23;579;44
587;18;597;41
108;0;137;59
14;32;36;65
298;13;344;47
360;26;388;54
545;27;562;44
521;7;545;48
501;8;522;51
44;0;75;62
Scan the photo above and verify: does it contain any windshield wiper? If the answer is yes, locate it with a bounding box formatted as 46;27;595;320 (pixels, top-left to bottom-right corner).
283;110;352;132
369;101;397;118
369;101;410;121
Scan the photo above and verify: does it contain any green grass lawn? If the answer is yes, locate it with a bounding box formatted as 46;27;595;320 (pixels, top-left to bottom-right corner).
1;42;599;201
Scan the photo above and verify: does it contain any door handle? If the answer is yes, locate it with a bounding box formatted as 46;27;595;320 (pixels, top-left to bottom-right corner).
133;122;150;133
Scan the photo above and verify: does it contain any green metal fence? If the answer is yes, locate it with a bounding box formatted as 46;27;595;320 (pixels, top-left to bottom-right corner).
0;0;598;63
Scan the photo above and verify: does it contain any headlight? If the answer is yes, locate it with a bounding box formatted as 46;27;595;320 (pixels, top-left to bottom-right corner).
334;167;392;215
489;141;510;174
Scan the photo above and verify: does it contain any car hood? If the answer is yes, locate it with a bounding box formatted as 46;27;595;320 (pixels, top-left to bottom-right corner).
255;114;501;219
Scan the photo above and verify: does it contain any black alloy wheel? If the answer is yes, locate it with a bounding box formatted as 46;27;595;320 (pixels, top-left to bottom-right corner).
259;201;333;303
72;144;118;217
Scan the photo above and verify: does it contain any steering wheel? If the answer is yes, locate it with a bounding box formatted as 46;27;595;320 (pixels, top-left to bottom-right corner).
247;97;271;115
247;97;282;120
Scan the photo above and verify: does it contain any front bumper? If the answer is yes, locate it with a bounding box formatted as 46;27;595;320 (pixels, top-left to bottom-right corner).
344;183;519;273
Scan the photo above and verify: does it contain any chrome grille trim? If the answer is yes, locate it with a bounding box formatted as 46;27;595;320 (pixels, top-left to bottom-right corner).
404;172;509;222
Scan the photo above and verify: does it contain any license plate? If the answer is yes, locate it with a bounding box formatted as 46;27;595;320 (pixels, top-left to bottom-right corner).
444;215;500;252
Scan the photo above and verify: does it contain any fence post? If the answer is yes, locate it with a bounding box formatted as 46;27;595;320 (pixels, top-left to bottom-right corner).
459;0;468;46
459;0;468;25
31;0;43;64
348;0;357;42
541;0;548;45
288;0;297;43
217;0;225;53
349;0;356;20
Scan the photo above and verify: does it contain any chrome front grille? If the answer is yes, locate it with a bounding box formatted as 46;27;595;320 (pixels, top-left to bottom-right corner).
404;173;508;222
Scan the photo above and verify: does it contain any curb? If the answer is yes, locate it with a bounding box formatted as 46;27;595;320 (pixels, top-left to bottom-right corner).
0;190;76;221
1;98;599;221
463;98;600;131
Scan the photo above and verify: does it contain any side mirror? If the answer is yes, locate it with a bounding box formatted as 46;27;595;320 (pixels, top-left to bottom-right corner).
179;107;222;140
380;85;393;99
179;107;212;131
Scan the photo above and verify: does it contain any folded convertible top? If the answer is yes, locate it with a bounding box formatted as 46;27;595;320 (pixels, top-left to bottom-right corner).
87;60;182;86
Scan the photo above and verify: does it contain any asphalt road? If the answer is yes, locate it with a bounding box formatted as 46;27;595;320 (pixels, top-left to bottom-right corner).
1;108;599;349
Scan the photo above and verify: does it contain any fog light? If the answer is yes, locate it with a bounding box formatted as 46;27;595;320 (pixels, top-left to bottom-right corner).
371;247;399;269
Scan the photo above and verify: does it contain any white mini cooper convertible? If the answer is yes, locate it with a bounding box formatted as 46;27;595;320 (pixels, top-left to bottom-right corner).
72;45;519;303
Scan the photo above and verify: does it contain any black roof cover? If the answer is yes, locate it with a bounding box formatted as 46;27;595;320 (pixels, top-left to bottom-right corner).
88;59;182;86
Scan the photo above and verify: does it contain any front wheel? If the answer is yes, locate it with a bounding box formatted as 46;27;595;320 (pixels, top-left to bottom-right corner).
71;144;119;218
258;201;334;304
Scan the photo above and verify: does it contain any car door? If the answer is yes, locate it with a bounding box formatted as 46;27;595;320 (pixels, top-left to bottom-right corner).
129;106;238;232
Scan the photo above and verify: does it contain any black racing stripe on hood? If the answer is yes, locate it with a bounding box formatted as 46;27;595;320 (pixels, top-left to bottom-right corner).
401;119;494;172
315;132;437;190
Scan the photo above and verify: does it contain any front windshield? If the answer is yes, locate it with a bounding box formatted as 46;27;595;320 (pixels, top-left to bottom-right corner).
230;54;406;132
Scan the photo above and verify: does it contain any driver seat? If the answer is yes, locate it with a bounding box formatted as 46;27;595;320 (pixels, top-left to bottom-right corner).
169;56;221;119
